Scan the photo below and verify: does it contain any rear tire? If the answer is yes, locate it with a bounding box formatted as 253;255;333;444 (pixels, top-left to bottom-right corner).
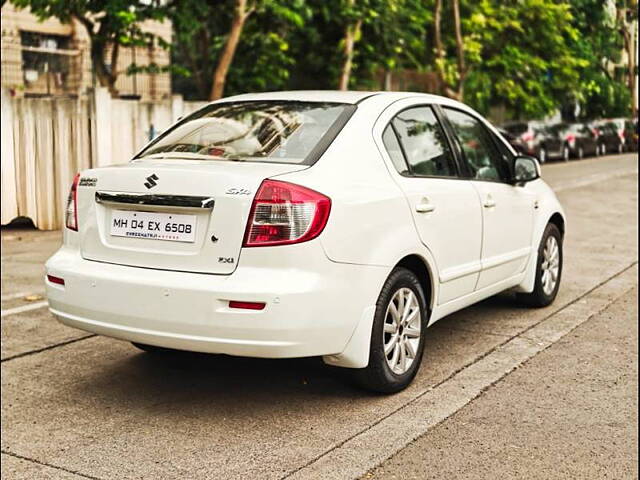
353;267;428;393
516;223;563;308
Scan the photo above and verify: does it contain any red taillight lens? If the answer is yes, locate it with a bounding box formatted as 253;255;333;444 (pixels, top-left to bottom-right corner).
47;274;65;286
229;301;266;310
243;179;331;247
65;173;80;231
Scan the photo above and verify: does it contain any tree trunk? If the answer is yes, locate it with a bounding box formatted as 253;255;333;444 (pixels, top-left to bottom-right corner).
209;0;251;101
90;39;119;96
77;16;119;97
338;0;362;91
627;21;637;117
617;5;638;117
433;0;466;101
451;0;465;101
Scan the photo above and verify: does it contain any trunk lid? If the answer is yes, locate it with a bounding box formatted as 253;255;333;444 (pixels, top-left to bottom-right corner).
78;159;308;274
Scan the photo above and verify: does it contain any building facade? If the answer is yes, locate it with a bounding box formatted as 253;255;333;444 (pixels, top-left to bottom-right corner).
1;2;171;100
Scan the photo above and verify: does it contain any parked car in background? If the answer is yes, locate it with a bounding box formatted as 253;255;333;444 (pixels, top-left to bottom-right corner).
553;122;600;159
623;118;638;152
594;120;625;154
44;91;566;393
501;121;566;163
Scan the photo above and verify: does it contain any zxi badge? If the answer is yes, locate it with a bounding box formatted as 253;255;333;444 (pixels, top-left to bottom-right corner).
144;174;159;189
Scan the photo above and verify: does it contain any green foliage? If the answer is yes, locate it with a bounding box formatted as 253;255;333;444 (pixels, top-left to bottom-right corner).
12;0;169;90
12;0;636;117
170;0;309;100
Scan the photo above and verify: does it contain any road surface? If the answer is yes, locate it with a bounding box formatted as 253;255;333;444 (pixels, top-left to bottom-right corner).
1;153;638;480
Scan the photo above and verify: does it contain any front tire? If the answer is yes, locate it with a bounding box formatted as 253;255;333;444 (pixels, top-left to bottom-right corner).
517;223;563;308
353;267;428;393
538;148;547;164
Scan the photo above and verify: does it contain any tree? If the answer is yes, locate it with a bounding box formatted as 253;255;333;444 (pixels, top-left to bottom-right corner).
433;0;466;100
337;0;363;90
564;0;629;119
615;0;638;116
210;0;254;100
170;0;307;100
12;0;168;96
453;0;585;119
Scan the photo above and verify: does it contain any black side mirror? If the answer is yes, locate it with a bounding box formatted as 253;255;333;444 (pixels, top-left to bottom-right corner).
513;155;540;185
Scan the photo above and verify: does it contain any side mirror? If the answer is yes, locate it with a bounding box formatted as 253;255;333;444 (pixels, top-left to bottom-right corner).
513;155;540;185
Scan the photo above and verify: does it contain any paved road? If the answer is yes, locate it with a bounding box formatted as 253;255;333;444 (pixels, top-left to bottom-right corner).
365;286;638;480
1;154;638;480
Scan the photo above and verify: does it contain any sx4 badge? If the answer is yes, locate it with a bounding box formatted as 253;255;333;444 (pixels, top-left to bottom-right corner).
218;257;235;264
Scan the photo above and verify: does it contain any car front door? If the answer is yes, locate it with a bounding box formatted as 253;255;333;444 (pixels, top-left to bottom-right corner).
377;104;483;305
441;107;536;291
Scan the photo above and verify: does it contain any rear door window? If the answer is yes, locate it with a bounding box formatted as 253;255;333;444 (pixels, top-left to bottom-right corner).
388;106;457;177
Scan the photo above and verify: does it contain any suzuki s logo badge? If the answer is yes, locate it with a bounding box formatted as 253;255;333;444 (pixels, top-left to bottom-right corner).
144;174;159;189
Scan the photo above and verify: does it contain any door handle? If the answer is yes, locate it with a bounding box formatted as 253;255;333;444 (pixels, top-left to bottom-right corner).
415;201;436;213
483;195;496;209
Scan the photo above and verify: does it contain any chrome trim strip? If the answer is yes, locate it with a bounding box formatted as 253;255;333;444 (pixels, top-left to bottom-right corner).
95;191;215;209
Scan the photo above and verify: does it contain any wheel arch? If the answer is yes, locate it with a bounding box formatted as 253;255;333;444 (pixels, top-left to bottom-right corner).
548;211;566;237
394;254;435;315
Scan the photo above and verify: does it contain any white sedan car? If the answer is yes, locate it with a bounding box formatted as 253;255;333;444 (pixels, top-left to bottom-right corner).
45;91;565;393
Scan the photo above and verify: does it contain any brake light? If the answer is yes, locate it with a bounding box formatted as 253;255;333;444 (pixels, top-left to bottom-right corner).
243;179;331;247
65;173;80;231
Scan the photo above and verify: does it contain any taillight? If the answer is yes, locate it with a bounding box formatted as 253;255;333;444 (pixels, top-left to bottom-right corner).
243;179;331;247
65;173;80;231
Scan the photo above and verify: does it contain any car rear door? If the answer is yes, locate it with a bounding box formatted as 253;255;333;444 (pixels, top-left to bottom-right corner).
377;104;483;305
440;106;535;291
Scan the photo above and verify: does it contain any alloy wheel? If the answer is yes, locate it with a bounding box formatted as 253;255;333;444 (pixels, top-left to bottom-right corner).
541;236;560;296
383;287;421;375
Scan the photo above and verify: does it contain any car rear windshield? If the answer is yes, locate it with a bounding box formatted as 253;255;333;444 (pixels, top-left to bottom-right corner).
136;101;355;165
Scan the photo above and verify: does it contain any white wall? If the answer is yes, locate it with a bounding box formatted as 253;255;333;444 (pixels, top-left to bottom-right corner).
0;88;208;229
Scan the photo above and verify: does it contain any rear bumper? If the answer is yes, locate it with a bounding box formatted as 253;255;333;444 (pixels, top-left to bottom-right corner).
45;245;387;360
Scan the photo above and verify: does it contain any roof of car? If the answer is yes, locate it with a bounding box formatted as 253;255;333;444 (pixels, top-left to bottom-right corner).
218;90;455;105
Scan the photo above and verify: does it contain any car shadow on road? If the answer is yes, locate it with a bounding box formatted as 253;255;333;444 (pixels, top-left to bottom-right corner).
61;292;530;418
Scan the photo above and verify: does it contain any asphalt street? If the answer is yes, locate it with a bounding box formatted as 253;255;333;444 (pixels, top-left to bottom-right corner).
1;153;638;480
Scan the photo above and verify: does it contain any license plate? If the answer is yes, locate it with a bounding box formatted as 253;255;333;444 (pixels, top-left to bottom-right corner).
110;210;197;243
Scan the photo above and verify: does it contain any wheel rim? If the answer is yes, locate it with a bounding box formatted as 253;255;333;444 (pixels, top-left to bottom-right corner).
541;236;560;296
383;287;421;375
